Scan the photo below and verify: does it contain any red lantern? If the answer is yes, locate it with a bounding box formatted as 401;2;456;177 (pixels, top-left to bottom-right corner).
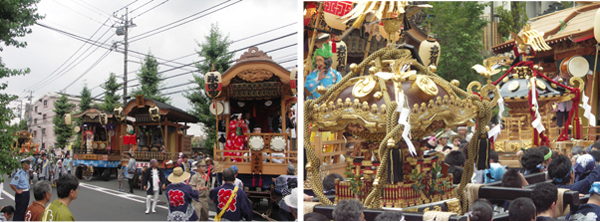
204;71;222;99
323;1;353;31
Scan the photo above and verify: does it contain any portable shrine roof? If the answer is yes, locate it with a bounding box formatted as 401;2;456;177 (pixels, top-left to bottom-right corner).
491;2;600;54
221;47;291;88
123;97;198;123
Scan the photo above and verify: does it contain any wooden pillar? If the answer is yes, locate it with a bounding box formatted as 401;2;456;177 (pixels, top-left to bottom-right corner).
164;117;169;152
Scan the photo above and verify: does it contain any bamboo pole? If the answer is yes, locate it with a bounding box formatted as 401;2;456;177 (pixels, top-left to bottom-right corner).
304;3;324;79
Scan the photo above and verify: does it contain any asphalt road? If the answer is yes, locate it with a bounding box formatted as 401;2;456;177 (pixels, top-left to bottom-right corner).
0;173;282;221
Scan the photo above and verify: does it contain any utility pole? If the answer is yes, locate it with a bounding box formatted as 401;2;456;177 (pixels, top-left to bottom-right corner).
28;90;33;132
114;8;134;106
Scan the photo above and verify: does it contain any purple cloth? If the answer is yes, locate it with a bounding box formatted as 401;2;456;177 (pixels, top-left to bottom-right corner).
209;183;253;221
553;76;572;112
165;182;199;221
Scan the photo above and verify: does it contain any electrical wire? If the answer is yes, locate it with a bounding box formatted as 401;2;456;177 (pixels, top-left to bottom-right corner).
130;0;169;19
62;49;113;91
71;0;112;17
129;0;154;13
51;0;112;27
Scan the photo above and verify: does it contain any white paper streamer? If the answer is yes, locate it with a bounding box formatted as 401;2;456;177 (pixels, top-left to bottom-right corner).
488;124;502;141
582;93;597;127
374;72;393;80
397;91;417;156
531;80;546;133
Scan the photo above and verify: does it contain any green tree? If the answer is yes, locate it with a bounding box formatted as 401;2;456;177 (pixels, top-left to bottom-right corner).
14;119;28;131
423;2;488;89
185;23;233;155
130;52;170;103
496;2;528;41
79;84;92;111
0;0;43;182
53;93;75;149
99;72;122;112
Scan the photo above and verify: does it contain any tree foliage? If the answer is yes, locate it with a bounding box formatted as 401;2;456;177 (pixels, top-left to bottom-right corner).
423;2;489;89
496;2;528;41
79;84;92;111
0;0;43;182
53;93;75;149
130;52;170;103
99;72;122;112
185;23;233;155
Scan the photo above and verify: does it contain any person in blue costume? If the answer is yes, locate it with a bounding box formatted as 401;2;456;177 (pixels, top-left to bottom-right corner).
305;42;342;100
548;155;600;195
566;181;600;221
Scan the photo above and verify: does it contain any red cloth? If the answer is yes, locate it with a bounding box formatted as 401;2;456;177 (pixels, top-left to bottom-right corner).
224;119;248;162
123;135;137;145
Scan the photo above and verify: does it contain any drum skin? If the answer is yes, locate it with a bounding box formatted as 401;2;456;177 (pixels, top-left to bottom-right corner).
560;55;589;78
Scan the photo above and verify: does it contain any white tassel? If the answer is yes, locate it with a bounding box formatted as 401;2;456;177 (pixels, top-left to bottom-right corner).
397;91;416;156
531;81;546;133
582;93;597;127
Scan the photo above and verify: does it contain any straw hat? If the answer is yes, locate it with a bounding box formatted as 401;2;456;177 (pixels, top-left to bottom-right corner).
449;134;464;142
283;188;299;209
168;167;190;183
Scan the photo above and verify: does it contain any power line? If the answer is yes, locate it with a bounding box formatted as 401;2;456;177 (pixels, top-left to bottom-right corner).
51;0;112;27
76;0;113;17
129;0;154;13
114;0;139;13
131;0;169;19
62;49;113;91
70;0;112;17
128;0;242;43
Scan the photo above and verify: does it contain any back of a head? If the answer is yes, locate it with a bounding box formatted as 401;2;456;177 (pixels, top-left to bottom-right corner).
538;146;550;156
304;212;330;221
508;197;536;221
323;173;344;192
501;169;523;188
374;211;404;221
445;151;466;167
592;143;600;151
571;145;585;155
222;168;235;182
531;182;558;214
548;155;572;184
460;142;470;159
520;148;544;171
57;174;79;199
489;150;499;163
469;198;493;221
589;150;600;163
0;205;15;215
287;164;296;174
33;180;52;201
448;165;464;184
332;199;364;221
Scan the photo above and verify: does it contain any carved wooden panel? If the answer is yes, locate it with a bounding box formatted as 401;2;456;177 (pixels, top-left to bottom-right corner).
251;151;263;174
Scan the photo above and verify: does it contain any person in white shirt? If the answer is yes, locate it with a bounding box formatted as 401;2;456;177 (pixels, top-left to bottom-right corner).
141;159;166;214
230;165;243;189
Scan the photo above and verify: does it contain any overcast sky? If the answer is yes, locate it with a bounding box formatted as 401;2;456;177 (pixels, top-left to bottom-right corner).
4;0;299;136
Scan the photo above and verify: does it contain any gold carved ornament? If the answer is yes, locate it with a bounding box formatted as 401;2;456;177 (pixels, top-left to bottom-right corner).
236;69;274;83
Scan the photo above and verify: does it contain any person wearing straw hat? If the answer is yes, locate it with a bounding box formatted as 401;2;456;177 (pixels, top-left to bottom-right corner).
165;167;199;221
280;187;299;221
449;134;464;149
142;159;166;214
210;168;252;221
189;160;209;221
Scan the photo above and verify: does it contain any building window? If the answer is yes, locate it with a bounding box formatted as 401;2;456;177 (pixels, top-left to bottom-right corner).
34;130;37;136
42;128;46;135
34;118;37;124
43;114;46;121
42;143;45;149
35;106;38;113
44;100;47;106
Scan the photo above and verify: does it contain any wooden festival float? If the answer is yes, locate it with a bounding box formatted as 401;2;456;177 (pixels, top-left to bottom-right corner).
304;1;501;216
206;47;297;214
12;130;39;154
490;3;600;157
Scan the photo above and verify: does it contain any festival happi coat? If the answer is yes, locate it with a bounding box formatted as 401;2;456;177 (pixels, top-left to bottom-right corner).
304;1;505;214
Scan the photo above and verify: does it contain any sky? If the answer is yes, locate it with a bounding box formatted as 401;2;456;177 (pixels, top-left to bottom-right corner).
3;0;299;137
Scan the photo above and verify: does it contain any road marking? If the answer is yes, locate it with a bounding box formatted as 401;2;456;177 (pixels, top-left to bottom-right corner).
1;190;15;201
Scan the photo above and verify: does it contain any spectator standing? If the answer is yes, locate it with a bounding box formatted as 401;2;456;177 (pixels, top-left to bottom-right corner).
532;182;558;221
38;154;50;181
117;165;125;192
0;206;14;222
509;197;537;221
189;160;210;221
333;199;365;221
125;153;136;194
63;153;72;175
230;165;243;190
10;159;32;221
165;167;199;221
142;159;166;214
25;180;52;221
566;181;600;220
209;168;252;221
42;174;79;221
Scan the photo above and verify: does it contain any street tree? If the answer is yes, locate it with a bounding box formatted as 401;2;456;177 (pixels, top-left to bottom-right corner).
73;84;92;149
130;52;170;103
0;0;43;182
99;72;122;112
423;2;488;89
185;22;233;154
53;93;75;150
496;2;528;41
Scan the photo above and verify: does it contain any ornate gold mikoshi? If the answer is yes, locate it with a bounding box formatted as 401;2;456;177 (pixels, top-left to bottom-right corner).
352;76;377;98
508;81;520;92
349;63;358;73
536;79;546;90
427;65;437;73
306;162;312;171
450;79;460;87
387;138;396;148
317;85;327;95
410;75;438;101
374;91;383;100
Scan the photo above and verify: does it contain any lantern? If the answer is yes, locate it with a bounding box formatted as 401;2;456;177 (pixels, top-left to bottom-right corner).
304;2;317;26
332;41;347;72
204;71;222;99
290;66;298;95
419;38;441;67
149;106;160;122
64;113;72;126
113;107;125;122
323;1;353;31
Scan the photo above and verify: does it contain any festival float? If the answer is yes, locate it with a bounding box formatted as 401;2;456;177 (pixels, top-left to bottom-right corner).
207;47;297;214
490;2;600;158
303;1;505;217
12;130;39;154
